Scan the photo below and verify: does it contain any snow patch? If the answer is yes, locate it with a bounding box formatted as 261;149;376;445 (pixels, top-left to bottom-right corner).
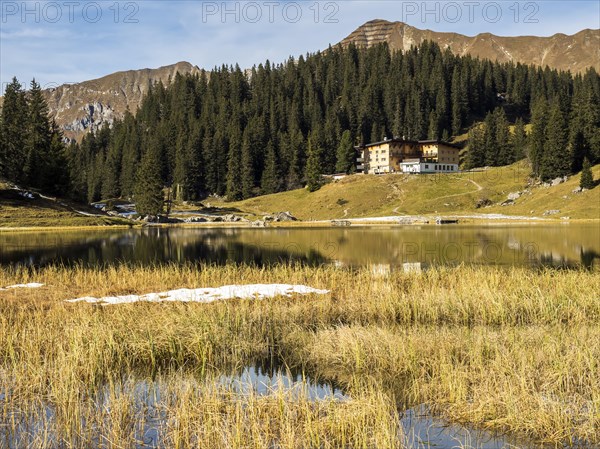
0;283;45;291
66;284;330;305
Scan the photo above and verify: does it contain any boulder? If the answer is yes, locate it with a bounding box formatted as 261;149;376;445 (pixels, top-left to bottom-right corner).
507;192;521;201
185;217;208;223
543;210;561;216
252;220;268;227
475;198;492;209
572;186;583;194
551;177;568;187
273;211;299;222
221;214;249;223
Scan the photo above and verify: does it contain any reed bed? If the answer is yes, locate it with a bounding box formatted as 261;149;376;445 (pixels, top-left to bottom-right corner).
2;373;402;449
0;263;599;447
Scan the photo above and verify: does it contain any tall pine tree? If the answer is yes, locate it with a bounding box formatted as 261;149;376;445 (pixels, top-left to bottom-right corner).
0;78;28;183
135;141;165;216
24;79;52;188
540;99;570;181
261;140;280;194
305;137;322;192
335;130;356;174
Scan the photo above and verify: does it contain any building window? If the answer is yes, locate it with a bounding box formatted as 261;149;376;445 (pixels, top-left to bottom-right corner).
425;164;429;169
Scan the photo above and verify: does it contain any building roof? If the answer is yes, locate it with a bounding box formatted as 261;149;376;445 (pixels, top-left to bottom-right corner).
418;140;462;149
355;138;462;150
355;138;418;149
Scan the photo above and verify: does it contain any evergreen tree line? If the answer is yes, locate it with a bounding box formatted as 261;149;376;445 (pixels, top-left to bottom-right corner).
466;109;526;169
527;69;600;181
468;67;600;181
1;41;598;211
0;78;68;194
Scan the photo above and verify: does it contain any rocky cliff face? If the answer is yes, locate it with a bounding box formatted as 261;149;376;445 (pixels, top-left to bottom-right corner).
40;61;202;141
340;20;600;74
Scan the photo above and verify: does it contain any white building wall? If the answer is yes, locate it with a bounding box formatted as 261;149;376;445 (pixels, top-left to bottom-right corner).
400;162;459;174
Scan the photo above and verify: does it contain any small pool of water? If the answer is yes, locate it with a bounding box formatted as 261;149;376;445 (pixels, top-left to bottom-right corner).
402;405;531;449
1;366;595;449
217;364;347;401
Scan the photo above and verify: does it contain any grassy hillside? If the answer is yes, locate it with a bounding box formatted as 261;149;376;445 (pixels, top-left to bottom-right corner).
0;181;132;228
221;161;600;221
2;162;598;228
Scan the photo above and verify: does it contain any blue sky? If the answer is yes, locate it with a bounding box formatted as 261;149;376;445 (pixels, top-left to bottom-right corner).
1;1;599;90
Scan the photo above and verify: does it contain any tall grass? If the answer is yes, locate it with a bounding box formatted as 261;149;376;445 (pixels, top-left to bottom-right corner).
0;263;599;447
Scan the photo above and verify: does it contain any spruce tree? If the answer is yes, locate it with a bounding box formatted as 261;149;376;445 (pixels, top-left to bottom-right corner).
511;118;527;161
528;99;547;176
0;77;28;183
44;120;69;195
134;142;164;216
580;158;594;190
24;79;52;188
335;130;356;174
494;108;513;165
173;126;190;202
451;66;466;136
119;111;140;198
241;131;255;199
185;121;204;200
102;139;122;200
225;127;242;201
466;124;486;169
540;100;570;181
261;140;279;195
305;137;322;192
483;112;497;166
286;128;304;190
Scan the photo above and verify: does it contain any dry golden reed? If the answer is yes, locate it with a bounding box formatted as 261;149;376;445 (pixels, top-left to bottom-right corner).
0;263;599;447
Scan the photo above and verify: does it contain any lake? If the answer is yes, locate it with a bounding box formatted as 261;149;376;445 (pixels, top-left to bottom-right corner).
1;224;599;269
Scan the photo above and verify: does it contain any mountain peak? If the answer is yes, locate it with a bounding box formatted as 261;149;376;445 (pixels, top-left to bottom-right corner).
43;61;203;141
341;20;600;73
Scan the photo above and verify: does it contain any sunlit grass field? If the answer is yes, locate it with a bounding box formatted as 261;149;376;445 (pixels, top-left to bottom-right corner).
221;161;600;221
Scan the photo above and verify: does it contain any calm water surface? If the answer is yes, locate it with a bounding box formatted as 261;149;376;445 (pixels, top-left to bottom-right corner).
0;224;598;269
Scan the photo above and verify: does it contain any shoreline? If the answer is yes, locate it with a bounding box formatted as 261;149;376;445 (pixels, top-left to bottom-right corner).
1;215;598;232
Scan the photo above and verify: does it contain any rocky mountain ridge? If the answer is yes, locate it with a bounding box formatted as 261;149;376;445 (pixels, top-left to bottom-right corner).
0;61;202;142
340;20;600;74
